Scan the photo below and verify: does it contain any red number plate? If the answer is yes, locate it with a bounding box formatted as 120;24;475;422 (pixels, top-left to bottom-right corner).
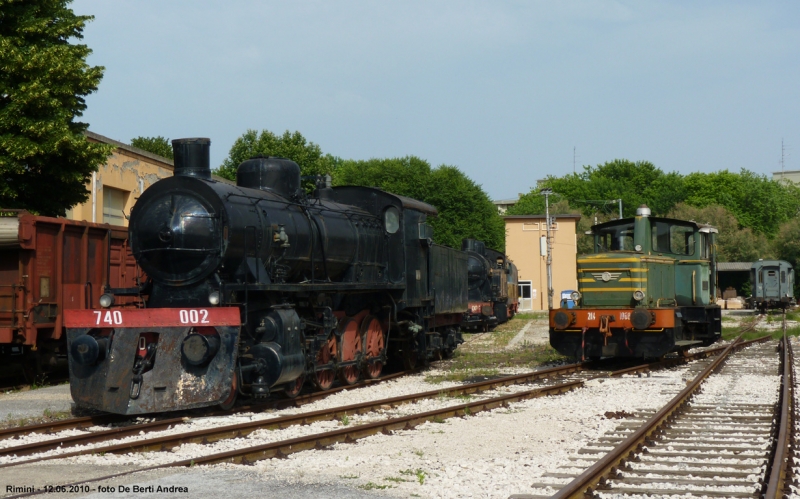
64;308;241;328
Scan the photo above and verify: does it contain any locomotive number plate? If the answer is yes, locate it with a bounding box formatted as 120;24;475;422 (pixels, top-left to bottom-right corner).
64;308;241;328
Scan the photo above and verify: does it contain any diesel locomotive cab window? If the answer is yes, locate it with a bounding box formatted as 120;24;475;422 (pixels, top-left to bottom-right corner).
595;222;635;252
651;222;695;256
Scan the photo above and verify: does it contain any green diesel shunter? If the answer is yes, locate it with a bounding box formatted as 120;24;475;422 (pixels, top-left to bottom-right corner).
550;205;721;359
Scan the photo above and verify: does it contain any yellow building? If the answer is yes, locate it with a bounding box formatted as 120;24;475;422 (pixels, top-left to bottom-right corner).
67;131;175;226
503;214;581;311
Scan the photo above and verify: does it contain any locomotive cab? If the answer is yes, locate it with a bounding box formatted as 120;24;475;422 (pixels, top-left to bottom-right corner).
550;205;721;360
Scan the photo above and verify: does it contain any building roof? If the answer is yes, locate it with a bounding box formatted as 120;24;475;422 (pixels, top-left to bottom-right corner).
503;214;582;220
718;262;752;272
86;130;174;167
86;130;234;185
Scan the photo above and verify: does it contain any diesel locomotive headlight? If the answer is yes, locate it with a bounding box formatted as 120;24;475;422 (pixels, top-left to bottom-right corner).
570;291;581;302
99;293;114;308
208;291;221;306
633;290;645;302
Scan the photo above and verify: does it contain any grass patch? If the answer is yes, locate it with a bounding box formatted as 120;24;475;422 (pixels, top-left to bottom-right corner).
425;342;565;383
721;312;800;342
384;476;408;483
340;413;350;426
0;408;72;430
400;468;428;485
358;482;392;490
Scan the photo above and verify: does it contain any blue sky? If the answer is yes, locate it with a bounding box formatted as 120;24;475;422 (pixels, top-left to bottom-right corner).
71;0;800;200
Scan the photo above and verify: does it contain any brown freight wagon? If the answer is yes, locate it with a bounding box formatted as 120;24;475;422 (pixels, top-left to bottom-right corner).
0;210;143;379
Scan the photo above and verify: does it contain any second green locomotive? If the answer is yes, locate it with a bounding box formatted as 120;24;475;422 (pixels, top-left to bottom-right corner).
550;205;721;359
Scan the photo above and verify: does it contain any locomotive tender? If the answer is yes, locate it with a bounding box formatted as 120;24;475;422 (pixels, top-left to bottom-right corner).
550;205;721;359
65;138;467;415
749;260;795;312
461;238;518;331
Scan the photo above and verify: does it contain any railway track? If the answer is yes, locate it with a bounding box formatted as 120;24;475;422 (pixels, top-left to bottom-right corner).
513;314;794;499
2;340;753;498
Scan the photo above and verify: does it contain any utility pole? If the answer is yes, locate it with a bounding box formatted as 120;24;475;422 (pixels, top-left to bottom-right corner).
573;147;576;174
540;188;554;309
781;138;785;181
618;198;623;219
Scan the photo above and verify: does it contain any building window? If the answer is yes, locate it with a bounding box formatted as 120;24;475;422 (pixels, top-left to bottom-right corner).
522;223;540;231
103;187;127;226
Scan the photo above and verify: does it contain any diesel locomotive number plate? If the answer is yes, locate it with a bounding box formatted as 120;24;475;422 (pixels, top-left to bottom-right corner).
64;307;241;327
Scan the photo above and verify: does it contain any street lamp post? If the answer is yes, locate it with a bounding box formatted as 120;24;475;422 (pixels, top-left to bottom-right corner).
540;188;554;310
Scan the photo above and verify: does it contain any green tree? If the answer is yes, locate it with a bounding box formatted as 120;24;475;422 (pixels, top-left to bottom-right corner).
215;129;340;181
131;136;173;160
0;0;112;216
667;203;770;262
683;169;800;237
773;218;800;268
542;159;685;218
334;157;504;250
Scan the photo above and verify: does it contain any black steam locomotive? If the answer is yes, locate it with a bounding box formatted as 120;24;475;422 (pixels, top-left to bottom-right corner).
462;239;518;331
65;138;468;415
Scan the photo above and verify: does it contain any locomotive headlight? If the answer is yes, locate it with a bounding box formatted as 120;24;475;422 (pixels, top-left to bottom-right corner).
633;290;645;302
99;293;114;308
208;291;221;306
570;291;581;302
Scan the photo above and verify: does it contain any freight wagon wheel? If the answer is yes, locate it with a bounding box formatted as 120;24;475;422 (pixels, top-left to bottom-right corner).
361;315;385;379
313;334;337;390
337;318;362;385
283;373;305;398
219;371;238;411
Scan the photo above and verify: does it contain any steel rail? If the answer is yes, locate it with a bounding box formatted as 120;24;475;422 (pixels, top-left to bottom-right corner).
0;362;589;463
6;336;763;498
764;313;794;498
0;369;411;442
1;339;756;463
8;379;584;499
545;333;769;499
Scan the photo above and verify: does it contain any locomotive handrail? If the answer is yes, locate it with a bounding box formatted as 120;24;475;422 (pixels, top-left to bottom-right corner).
134;247;214;253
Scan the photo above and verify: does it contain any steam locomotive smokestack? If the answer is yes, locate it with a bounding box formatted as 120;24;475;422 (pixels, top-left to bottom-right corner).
172;138;211;180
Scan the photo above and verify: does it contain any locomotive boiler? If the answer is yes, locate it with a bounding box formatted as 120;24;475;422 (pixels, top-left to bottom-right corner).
461;239;518;331
549;205;721;359
65;138;467;415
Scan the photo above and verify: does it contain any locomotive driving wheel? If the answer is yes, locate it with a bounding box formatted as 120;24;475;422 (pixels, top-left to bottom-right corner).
361;315;386;379
219;370;238;411
313;334;337;390
337;317;362;385
283;373;305;398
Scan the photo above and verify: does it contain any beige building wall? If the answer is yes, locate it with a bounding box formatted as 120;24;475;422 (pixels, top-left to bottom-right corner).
773;170;800;184
504;214;581;311
68;131;175;226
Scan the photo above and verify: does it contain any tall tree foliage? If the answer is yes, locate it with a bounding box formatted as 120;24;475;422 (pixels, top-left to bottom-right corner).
131;136;173;160
510;160;684;219
215;129;341;181
334;157;505;250
0;0;111;216
682;169;800;237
